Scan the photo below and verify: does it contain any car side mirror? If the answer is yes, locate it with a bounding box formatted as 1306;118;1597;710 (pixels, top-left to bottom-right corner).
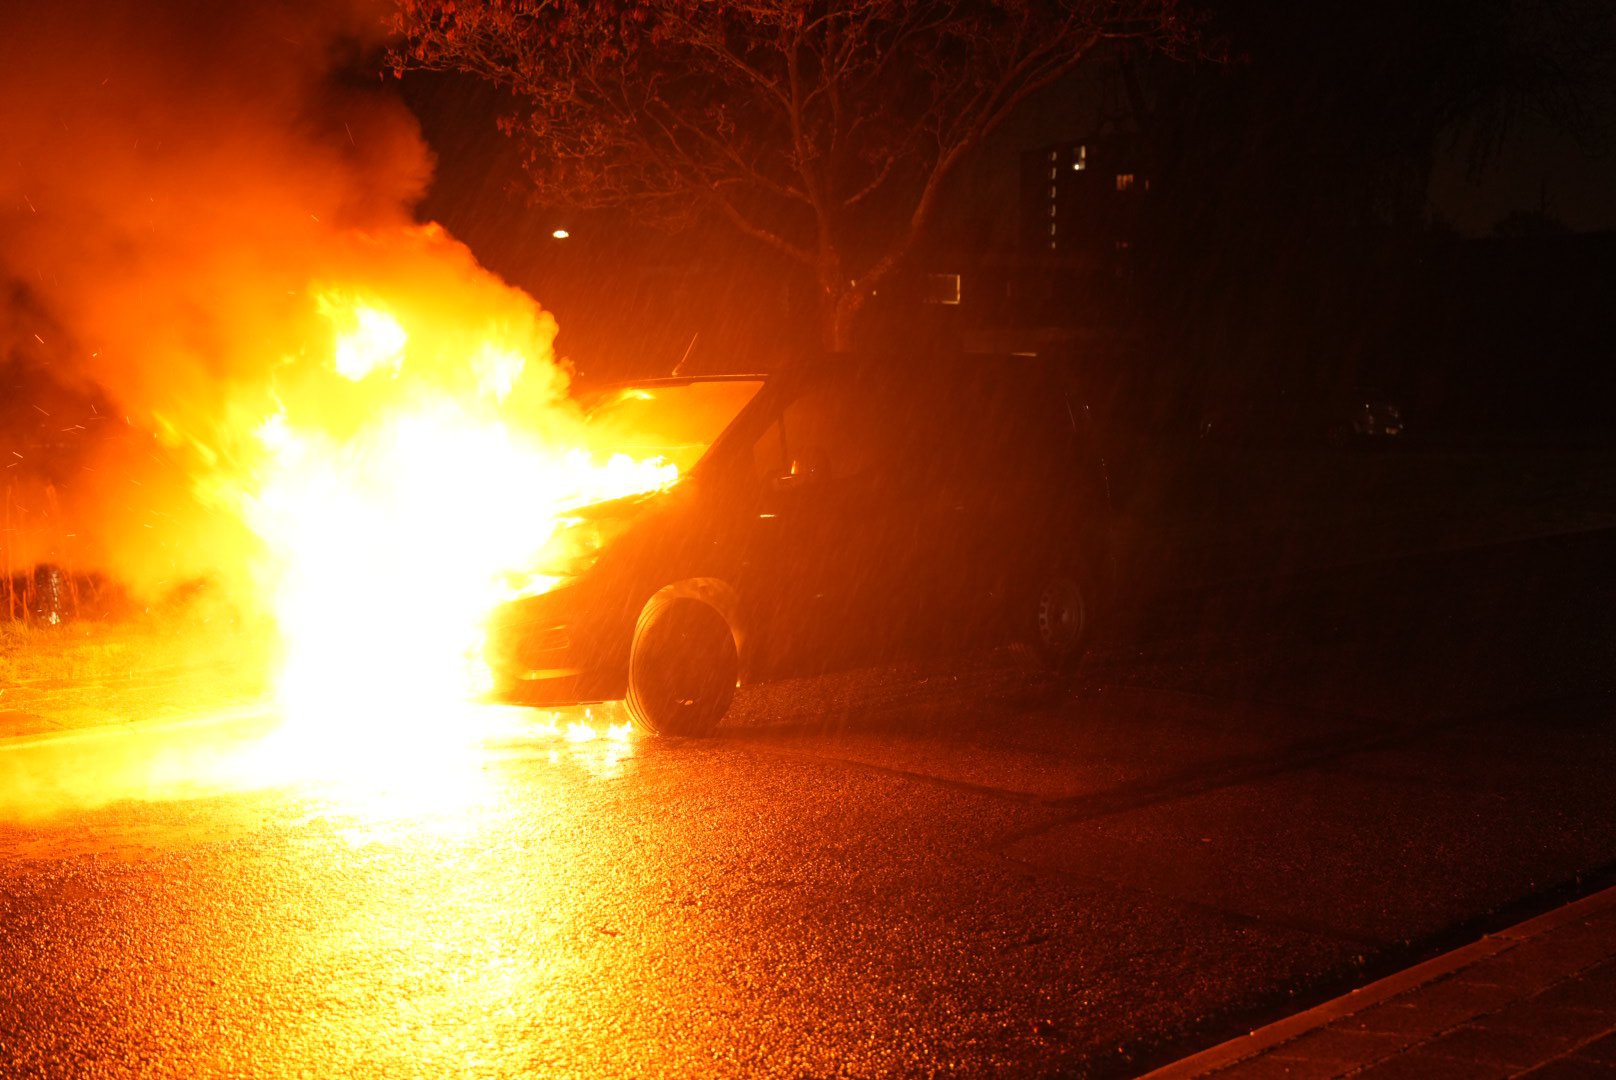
770;450;828;489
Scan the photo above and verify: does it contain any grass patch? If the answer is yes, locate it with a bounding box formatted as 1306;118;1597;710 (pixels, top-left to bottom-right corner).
0;592;275;734
0;618;256;685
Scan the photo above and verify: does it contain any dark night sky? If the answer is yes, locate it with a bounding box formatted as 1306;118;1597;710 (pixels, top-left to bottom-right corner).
402;46;1616;290
1429;114;1616;234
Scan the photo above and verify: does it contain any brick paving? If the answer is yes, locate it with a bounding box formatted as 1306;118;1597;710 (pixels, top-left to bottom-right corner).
1144;885;1616;1079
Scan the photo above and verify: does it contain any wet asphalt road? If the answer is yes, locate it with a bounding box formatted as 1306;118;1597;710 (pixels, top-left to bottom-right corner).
1;528;1613;1078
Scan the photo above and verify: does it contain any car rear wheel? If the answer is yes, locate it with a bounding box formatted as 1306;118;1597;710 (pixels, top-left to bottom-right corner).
625;597;738;737
1022;564;1090;672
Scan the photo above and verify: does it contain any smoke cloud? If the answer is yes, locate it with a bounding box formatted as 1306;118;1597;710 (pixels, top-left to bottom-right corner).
0;0;559;599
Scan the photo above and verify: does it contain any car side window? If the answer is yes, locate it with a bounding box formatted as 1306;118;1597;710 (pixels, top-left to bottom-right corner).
751;389;839;484
752;367;1078;495
752;417;789;482
755;383;883;486
943;371;1075;487
780;387;847;481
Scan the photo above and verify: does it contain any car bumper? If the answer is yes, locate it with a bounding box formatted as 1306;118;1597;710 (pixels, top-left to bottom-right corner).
483;581;632;705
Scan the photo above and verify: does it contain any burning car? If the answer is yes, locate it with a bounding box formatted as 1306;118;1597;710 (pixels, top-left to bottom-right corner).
485;353;1114;736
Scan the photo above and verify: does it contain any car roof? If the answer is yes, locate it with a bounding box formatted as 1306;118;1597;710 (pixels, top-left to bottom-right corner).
578;373;771;391
574;352;1070;402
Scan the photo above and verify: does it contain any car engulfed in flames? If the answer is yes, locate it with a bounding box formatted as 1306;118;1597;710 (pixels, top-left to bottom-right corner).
483;357;1115;739
167;242;691;752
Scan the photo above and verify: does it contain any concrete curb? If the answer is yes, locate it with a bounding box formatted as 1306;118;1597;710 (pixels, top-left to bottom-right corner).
1139;881;1616;1079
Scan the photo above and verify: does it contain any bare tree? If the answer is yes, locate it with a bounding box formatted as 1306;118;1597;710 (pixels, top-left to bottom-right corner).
392;0;1191;349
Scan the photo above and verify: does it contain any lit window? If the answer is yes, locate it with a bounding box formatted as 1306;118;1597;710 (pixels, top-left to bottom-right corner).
1048;150;1058;162
1049;222;1057;236
1048;167;1057;181
1049;204;1057;217
1073;145;1086;171
1116;173;1135;191
1048;185;1057;199
1049;240;1057;250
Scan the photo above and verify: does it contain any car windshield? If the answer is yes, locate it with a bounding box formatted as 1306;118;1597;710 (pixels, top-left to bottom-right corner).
583;379;764;474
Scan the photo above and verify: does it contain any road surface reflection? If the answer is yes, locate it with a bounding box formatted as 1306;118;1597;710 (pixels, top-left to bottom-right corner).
0;704;686;1075
0;702;634;825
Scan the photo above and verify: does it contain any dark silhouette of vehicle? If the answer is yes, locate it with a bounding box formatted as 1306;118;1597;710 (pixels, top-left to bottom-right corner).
1197;388;1405;449
1326;394;1404;446
485;353;1114;736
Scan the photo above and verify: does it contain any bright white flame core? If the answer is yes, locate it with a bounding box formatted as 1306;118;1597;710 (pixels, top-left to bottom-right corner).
232;290;673;762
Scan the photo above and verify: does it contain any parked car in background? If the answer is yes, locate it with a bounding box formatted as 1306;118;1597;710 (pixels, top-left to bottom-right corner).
1197;387;1406;449
1327;394;1405;446
485;352;1115;735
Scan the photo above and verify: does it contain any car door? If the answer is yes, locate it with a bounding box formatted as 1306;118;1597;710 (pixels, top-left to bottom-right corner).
739;369;926;673
913;362;1090;635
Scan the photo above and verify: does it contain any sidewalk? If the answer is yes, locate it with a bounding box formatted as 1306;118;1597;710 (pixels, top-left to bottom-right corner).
1143;884;1616;1079
1115;446;1616;590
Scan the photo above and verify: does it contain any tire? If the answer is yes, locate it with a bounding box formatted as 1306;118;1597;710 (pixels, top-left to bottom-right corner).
1021;564;1091;672
624;597;738;737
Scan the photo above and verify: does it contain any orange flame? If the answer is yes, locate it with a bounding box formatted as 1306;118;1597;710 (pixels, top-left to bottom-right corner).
182;237;674;766
0;0;662;814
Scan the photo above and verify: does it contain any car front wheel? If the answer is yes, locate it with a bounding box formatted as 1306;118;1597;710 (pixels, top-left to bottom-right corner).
624;596;738;737
1022;565;1091;672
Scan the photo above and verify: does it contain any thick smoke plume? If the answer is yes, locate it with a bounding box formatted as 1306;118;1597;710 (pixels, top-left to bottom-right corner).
0;0;560;600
